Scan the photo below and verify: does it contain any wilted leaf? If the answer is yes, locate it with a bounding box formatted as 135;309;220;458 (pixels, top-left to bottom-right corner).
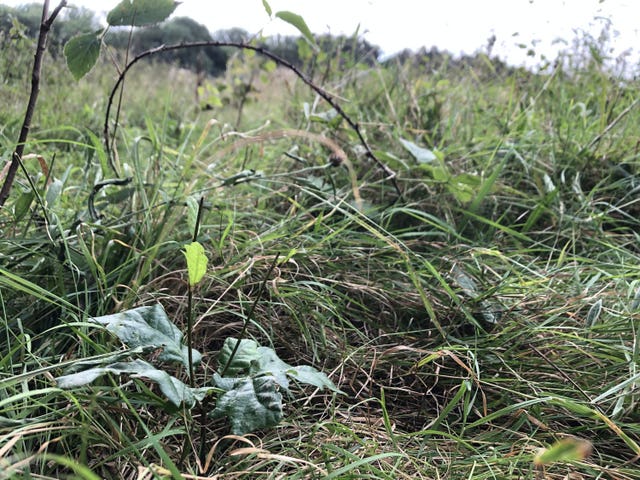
275;11;317;50
133;365;210;407
64;32;101;80
107;0;179;26
212;375;283;434
57;359;212;407
631;287;640;311
183;241;207;286
90;304;201;368
399;138;437;164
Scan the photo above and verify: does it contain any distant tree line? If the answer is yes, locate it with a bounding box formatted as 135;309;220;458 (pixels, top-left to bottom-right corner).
0;3;519;81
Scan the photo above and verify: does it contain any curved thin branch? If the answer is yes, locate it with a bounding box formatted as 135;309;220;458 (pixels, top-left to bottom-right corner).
104;40;403;201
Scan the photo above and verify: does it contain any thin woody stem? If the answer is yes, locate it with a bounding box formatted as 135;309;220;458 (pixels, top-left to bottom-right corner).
104;41;404;202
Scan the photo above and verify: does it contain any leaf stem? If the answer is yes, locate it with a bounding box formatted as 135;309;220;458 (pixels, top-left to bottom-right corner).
220;254;280;377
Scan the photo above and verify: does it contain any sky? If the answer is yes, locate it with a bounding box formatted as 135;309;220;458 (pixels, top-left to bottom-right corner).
3;0;640;69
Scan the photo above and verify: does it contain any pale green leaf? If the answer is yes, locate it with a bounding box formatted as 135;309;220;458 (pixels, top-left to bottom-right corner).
45;179;63;208
64;32;101;80
275;10;317;50
262;0;272;16
185;196;199;235
399;138;437;164
183;241;208;286
107;0;179;27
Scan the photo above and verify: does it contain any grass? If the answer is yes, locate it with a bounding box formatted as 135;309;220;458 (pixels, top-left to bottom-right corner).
2;26;640;479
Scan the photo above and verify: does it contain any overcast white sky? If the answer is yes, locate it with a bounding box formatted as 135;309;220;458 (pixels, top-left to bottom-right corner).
3;0;640;68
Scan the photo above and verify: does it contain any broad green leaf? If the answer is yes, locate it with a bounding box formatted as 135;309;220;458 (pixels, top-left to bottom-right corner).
90;304;201;368
59;347;148;374
399;138;436;164
422;164;450;182
107;0;179;27
218;337;341;393
183;241;207;286
211;375;283;434
133;365;211;407
262;0;272;16
275;11;317;50
64;32;101;80
253;346;293;391
57;359;212;407
217;338;260;376
214;338;342;433
534;438;592;465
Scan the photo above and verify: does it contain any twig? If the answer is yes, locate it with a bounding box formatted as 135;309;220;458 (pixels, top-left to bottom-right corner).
0;0;67;207
103;41;404;201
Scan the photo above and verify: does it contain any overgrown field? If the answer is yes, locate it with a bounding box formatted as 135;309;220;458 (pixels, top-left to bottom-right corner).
2;22;640;480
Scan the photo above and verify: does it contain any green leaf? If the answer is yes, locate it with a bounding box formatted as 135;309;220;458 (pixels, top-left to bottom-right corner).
185;196;199;234
399;138;436;164
107;0;179;27
57;359;213;408
183;241;208;286
262;0;272;16
448;173;481;203
214;338;342;433
90;304;201;368
211;375;283;434
287;365;343;393
64;32;101;80
217;338;261;376
275;11;317;50
13;190;34;221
